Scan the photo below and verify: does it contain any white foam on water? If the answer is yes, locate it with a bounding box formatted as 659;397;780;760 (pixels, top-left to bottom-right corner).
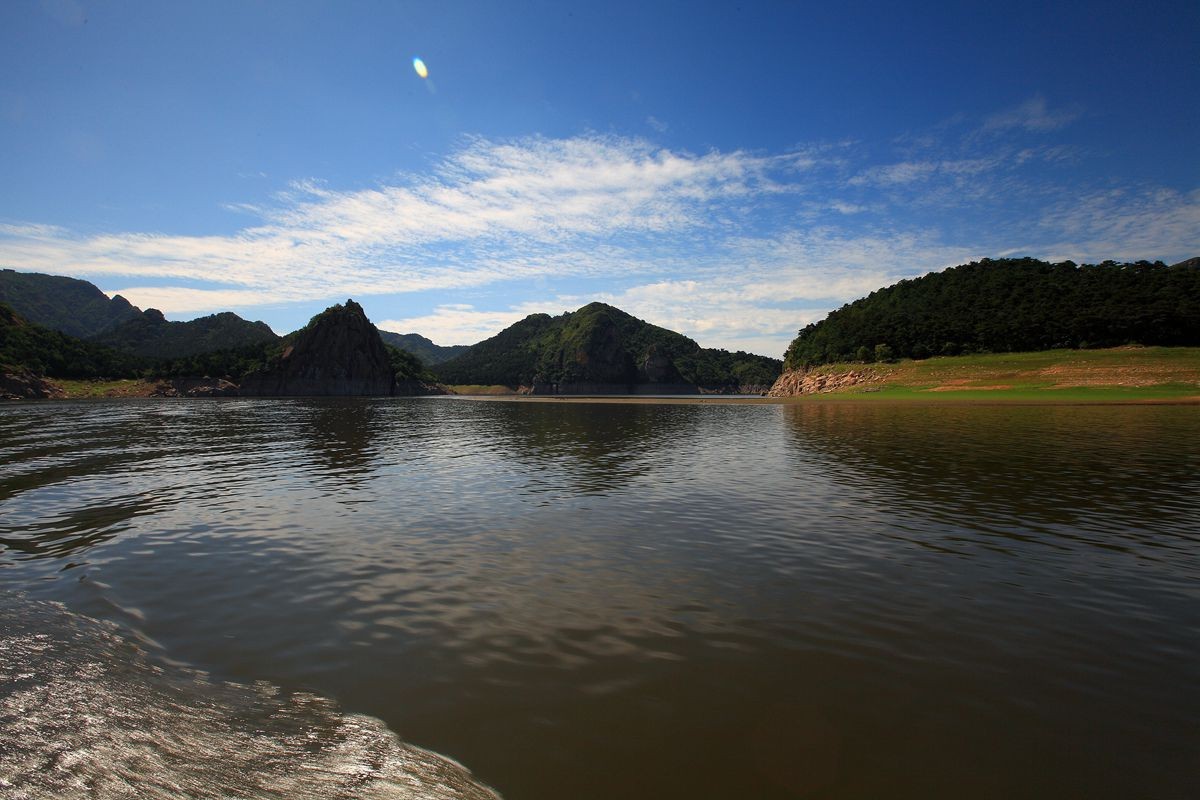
0;596;499;800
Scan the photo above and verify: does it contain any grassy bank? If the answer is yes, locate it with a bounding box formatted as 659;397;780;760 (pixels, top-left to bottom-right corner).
789;346;1200;402
54;378;164;398
446;384;524;395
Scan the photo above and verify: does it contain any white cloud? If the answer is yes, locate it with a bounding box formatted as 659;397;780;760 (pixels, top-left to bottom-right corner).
1036;187;1200;262
983;95;1081;133
378;301;571;346
848;156;1005;187
0;135;806;314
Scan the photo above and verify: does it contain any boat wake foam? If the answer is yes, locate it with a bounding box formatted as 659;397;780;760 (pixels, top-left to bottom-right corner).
0;595;499;799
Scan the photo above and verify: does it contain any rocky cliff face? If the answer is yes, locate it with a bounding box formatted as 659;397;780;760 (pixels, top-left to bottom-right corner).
768;368;883;396
1;369;65;400
238;300;396;397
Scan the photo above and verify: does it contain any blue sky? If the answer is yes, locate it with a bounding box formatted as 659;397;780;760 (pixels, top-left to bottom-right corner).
1;0;1197;355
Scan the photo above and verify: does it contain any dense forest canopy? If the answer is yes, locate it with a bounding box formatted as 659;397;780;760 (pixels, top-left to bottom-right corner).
783;258;1200;370
1;303;143;379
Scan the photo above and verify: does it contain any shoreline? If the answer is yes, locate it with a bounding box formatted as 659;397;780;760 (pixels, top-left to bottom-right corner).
443;390;1200;406
8;386;1198;407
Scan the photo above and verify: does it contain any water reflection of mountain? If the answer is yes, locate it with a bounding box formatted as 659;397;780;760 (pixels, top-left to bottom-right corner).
293;398;384;492
472;400;702;495
783;403;1200;553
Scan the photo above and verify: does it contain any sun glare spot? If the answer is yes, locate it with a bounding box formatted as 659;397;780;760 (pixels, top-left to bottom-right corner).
413;57;429;79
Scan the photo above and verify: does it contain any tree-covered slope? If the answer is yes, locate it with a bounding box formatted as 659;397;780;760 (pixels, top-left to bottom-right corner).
378;331;468;365
435;302;781;390
0;303;142;379
0;269;143;338
92;308;279;359
783;258;1200;369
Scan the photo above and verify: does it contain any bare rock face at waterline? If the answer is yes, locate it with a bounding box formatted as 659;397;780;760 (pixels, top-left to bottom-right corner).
238;300;404;397
1;368;65;399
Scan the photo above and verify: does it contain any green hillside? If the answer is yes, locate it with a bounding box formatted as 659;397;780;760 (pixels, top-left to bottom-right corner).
92;308;279;358
0;303;142;379
435;302;780;391
378;331;468;365
0;268;143;338
783;257;1200;370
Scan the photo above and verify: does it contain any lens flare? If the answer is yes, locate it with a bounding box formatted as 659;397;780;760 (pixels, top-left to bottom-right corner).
412;57;428;79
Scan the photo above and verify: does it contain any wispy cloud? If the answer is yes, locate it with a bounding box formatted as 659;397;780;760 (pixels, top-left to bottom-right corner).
983;95;1082;133
0;135;808;314
378;228;975;355
1036;187;1200;262
0;105;1195;356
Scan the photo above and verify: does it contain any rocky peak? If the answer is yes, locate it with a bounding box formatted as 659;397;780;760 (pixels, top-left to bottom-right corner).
238;299;396;396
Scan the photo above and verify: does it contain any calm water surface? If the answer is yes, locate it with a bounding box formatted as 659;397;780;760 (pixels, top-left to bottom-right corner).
1;398;1198;798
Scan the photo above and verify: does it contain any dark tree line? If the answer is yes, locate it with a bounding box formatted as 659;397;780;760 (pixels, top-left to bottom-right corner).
1;303;143;378
783;258;1200;369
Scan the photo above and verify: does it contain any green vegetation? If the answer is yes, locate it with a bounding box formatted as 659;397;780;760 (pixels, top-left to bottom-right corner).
1;268;280;363
434;302;781;390
1;301;285;382
53;378;166;398
144;339;283;381
378;331;468;364
384;344;438;383
446;384;522;395
92;309;278;359
0;268;142;339
783;258;1200;369
1;303;142;378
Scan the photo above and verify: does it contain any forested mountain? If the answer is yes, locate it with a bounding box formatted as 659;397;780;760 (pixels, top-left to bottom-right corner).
378;331;468;365
0;269;142;338
783;258;1200;369
0;268;277;360
0;303;142;379
92;308;278;359
434;302;781;392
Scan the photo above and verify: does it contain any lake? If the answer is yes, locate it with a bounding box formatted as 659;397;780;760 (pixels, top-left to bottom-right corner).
2;397;1198;798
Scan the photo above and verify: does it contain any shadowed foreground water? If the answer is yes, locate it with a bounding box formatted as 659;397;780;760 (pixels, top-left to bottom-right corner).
1;398;1198;798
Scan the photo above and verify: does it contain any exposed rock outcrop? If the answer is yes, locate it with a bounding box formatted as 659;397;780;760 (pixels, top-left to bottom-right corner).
768;368;884;396
238;300;398;397
1;370;65;400
149;378;239;398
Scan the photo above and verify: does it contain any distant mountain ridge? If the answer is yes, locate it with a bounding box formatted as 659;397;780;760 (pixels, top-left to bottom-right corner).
92;308;278;359
434;302;781;393
378;331;469;365
0;268;278;359
0;269;142;338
